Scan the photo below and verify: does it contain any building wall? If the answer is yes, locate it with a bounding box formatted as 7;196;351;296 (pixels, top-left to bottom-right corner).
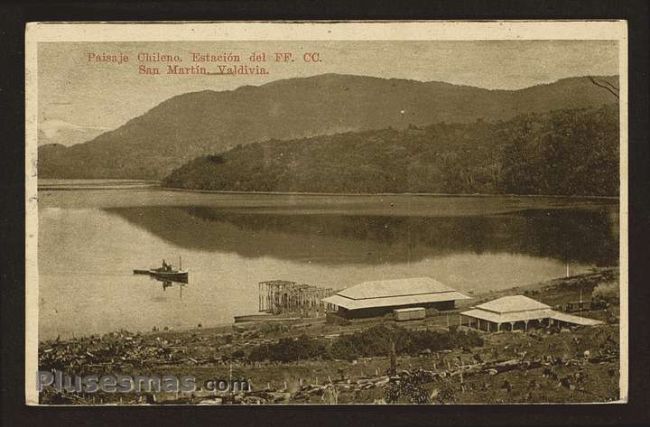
337;300;456;319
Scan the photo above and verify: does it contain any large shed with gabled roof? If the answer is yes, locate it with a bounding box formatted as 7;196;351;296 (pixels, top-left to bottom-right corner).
322;277;470;319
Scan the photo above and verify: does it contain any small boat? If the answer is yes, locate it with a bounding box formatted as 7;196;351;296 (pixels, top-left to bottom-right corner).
147;267;189;282
133;257;188;282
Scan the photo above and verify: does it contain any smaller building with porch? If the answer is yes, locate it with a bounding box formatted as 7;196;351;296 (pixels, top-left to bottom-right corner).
460;295;602;332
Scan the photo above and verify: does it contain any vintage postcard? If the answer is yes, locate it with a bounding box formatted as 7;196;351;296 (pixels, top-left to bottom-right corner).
25;21;627;405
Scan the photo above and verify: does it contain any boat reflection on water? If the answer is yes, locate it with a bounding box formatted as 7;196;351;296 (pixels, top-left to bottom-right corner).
155;276;188;299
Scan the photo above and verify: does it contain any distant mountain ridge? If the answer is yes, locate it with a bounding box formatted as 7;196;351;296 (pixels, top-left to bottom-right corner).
39;73;619;179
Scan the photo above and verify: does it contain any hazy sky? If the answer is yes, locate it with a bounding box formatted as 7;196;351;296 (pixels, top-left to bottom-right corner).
38;40;619;146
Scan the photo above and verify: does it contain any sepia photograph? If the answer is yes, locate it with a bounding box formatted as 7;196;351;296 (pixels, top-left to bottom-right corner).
25;21;627;406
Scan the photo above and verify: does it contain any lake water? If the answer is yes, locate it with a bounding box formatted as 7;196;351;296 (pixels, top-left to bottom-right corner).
37;186;619;340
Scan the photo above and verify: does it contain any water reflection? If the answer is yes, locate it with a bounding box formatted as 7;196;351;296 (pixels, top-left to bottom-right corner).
106;205;618;266
39;198;619;340
140;274;188;298
160;280;186;299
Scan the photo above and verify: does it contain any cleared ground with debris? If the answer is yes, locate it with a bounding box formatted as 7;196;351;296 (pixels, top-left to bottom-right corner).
38;268;620;404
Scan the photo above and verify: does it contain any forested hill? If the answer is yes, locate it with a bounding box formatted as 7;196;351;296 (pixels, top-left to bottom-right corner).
39;74;618;179
164;105;619;197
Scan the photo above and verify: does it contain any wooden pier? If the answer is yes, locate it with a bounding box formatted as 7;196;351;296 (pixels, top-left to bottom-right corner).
259;280;335;317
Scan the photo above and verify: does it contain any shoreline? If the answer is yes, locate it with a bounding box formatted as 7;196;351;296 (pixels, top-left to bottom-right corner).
36;266;621;404
36;178;619;200
39;267;619;345
163;186;620;201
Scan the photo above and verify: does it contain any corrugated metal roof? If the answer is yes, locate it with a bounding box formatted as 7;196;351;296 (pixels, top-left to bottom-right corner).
548;311;603;326
461;308;602;326
338;277;457;300
474;295;550;314
461;308;555;324
323;291;470;310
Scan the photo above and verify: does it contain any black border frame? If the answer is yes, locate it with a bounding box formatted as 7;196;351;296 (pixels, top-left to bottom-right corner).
1;1;648;426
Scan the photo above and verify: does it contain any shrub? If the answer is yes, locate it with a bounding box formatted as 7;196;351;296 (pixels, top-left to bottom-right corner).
248;334;328;363
247;325;484;363
592;281;619;303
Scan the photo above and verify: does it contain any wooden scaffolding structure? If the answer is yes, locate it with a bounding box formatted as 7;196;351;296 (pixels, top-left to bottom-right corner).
258;280;335;317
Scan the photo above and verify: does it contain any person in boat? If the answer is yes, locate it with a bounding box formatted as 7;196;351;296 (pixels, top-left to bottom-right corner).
162;259;171;271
